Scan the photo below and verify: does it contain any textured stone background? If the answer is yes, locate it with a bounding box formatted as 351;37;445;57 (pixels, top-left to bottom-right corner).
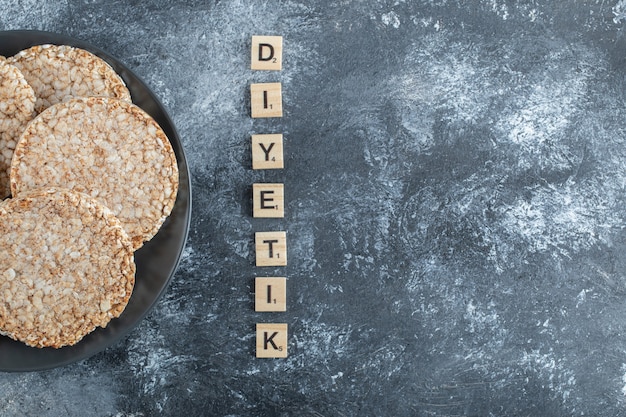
2;1;626;415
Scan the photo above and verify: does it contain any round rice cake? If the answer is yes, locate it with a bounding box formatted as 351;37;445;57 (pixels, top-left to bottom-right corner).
10;96;179;250
0;187;135;348
8;44;131;113
0;58;36;199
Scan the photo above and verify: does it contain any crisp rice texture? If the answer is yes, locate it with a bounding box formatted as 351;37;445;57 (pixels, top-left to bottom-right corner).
0;187;135;348
8;44;131;113
10;96;179;249
0;58;35;199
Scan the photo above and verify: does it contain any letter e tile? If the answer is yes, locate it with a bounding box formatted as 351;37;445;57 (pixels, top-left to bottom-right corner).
253;183;284;218
256;323;288;358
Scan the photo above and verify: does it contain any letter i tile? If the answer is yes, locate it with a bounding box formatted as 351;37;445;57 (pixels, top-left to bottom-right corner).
255;277;287;312
250;82;283;118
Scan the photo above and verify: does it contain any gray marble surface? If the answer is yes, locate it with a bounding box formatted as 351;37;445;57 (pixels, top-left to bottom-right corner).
2;0;626;415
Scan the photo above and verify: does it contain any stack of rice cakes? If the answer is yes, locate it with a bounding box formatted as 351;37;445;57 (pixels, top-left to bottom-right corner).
0;44;179;348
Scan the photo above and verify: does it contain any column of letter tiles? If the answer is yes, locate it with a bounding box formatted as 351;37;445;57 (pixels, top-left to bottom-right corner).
251;35;287;359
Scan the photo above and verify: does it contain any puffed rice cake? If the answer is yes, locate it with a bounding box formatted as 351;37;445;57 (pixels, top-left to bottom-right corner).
11;96;179;250
0;187;135;348
0;58;36;199
8;44;131;113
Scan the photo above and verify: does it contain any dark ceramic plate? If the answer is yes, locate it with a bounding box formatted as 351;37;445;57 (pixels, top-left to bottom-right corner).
0;30;191;371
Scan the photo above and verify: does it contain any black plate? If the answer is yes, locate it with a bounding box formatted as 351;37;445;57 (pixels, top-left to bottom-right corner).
0;30;191;371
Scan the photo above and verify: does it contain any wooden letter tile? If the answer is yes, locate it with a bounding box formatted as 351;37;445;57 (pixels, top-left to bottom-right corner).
251;35;283;71
252;133;284;170
255;277;287;312
256;323;288;358
253;183;284;218
255;231;287;266
251;83;282;118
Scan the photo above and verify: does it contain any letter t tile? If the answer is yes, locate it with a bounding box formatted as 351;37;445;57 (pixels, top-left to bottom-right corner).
255;231;287;266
